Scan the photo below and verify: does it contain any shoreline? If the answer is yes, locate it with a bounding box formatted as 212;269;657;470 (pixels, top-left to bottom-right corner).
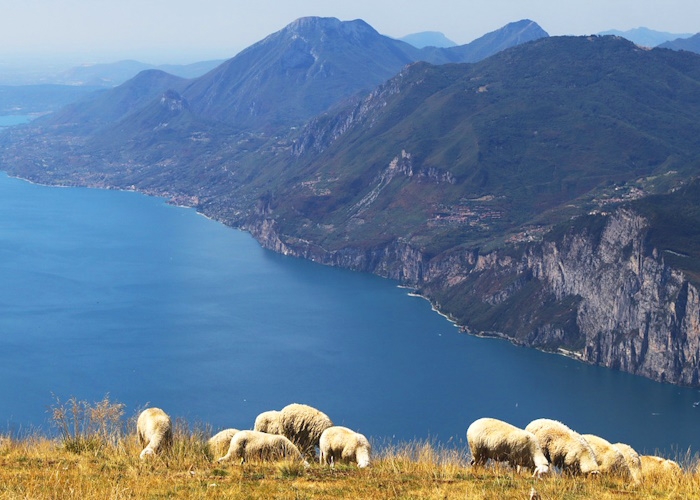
2;169;588;367
0;168;692;391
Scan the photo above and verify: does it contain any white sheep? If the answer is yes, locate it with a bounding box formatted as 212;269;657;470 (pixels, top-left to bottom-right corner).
612;442;642;484
137;407;173;459
253;410;282;434
582;434;631;479
319;426;371;468
641;455;682;478
467;417;550;478
207;428;240;459
217;430;306;465
278;403;333;456
524;419;599;476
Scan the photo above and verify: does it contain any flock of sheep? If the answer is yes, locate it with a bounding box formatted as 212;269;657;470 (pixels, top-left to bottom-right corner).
467;417;681;483
136;404;680;482
137;403;370;468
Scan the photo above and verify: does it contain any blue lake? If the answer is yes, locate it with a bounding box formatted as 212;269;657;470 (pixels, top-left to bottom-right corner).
0;115;33;127
0;172;698;455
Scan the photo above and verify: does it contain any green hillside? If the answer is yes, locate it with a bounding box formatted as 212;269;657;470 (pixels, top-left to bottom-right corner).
267;36;700;255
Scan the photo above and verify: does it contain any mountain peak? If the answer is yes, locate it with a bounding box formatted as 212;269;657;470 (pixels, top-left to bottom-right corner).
281;16;380;41
400;31;457;49
285;16;341;31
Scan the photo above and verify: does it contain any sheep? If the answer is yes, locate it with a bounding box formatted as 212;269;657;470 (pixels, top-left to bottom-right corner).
640;455;682;479
207;428;240;459
613;442;642;484
524;418;599;476
278;403;333;456
253;410;282;434
467;417;550;478
137;407;173;459
217;430;306;465
582;434;631;479
319;426;371;468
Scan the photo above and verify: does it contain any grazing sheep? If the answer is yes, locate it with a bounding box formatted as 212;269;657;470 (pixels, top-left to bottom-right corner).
582;434;631;479
319;426;371;468
217;430;306;465
137;407;173;459
253;410;282;434
525;419;599;476
278;403;333;455
640;455;682;478
613;442;642;484
467;417;550;478
207;428;240;459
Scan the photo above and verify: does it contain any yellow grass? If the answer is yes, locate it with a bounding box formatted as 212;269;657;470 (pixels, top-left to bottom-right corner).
1;433;699;499
0;397;698;499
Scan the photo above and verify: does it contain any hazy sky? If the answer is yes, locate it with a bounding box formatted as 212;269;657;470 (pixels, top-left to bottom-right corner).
3;0;700;65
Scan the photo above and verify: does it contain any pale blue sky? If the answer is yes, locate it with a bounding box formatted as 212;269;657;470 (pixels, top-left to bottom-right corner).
2;0;699;65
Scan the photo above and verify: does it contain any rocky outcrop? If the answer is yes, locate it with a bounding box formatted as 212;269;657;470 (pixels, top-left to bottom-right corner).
247;208;700;387
520;209;700;385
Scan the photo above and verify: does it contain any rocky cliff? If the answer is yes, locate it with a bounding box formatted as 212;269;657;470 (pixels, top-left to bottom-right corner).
246;207;700;386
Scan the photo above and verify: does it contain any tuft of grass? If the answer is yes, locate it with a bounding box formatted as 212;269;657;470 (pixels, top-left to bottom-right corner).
277;460;307;479
48;394;124;455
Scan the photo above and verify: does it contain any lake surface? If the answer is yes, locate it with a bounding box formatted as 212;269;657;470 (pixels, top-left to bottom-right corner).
0;172;699;455
0;115;32;127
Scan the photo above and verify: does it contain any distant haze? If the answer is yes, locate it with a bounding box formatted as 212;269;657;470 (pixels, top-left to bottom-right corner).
2;0;700;66
399;32;457;49
597;27;693;47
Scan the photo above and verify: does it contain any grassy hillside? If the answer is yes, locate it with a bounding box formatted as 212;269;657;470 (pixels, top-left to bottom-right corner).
3;437;696;499
272;35;700;255
0;396;696;499
631;178;700;285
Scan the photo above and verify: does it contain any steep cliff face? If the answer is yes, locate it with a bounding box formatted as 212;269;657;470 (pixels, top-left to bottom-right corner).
246;208;700;386
522;209;700;385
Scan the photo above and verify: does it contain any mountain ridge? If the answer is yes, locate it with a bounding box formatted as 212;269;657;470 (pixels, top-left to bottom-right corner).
1;20;699;387
180;17;547;131
598;27;693;47
398;31;457;48
659;32;700;54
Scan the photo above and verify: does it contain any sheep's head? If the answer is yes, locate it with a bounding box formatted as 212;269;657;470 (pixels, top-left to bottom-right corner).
356;436;371;468
532;464;550;478
139;447;155;460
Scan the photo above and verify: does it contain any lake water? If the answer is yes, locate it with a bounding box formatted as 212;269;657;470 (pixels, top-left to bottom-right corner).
0;172;698;455
0;115;32;127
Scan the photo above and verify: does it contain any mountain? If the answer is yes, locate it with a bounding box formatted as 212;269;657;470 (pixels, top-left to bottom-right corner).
439;19;549;63
181;18;547;132
52;59;224;87
597;27;693;47
22;17;548;139
181;17;423;132
44;70;188;130
247;36;700;386
179;17;548;132
399;31;457;48
276;35;700;254
5;21;700;386
659;33;700;54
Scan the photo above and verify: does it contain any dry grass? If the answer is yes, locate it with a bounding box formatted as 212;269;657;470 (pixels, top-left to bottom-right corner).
0;398;698;499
